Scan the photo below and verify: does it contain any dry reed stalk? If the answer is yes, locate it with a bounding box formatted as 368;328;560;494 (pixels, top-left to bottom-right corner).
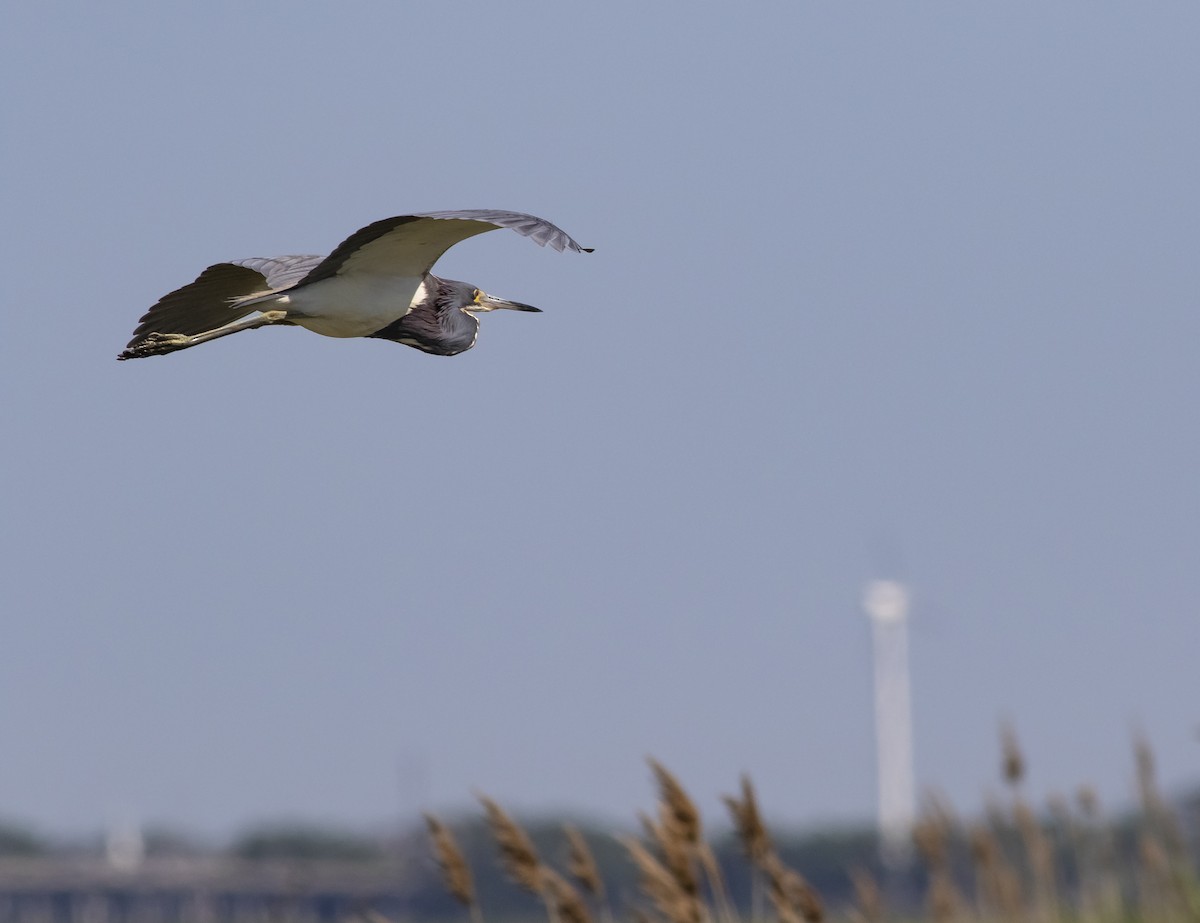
564;825;605;900
1137;828;1200;920
914;791;959;873
1076;785;1099;819
761;852;824;923
1134;733;1189;863
967;823;1022;921
982;792;1011;841
912;795;963;923
1012;798;1058;921
542;868;593;923
565;825;615;923
1137;832;1172;915
758;852;802;923
847;867;883;923
1072;785;1123;920
967;823;1001;914
423;813;481;920
925;871;963;923
1045;793;1071;835
1135;733;1157;806
648;759;703;846
999;722;1025;790
723;775;772;923
912;815;950;872
622;835;702;923
768;899;801;923
640;812;699;899
994;865;1025;920
722;774;773;862
477;794;544;896
1045;793;1078;898
1133;737;1196;918
695;842;736;923
645;760;736;923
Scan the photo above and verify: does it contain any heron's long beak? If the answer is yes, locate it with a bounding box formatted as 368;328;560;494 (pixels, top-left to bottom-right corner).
479;293;541;313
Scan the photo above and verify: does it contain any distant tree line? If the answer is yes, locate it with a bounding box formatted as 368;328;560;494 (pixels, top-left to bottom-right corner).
1;784;1198;917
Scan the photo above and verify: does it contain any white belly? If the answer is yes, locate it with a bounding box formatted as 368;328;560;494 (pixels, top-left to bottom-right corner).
285;276;425;338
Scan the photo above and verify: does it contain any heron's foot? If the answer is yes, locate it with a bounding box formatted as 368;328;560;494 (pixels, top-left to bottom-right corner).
117;332;193;360
117;311;290;360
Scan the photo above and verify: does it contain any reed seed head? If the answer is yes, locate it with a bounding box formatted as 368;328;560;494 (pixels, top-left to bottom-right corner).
641;812;698;898
563;824;604;899
423;813;477;909
477;793;543;895
1000;721;1025;788
542;868;593;923
722;774;773;863
648;758;702;847
927;871;962;923
762;852;824;923
622;836;702;923
848;867;883;923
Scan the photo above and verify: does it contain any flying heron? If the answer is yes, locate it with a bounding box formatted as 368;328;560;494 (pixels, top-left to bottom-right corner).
118;210;591;361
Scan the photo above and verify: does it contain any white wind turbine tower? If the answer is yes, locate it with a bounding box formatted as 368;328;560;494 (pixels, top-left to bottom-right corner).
863;579;916;869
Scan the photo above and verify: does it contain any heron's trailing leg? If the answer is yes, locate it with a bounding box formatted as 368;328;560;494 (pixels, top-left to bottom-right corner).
117;311;290;360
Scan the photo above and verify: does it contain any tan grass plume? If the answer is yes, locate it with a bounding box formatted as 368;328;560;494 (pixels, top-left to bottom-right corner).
847;867;882;923
564;824;605;900
424;813;477;908
1013;798;1059;919
761;852;824;923
622;835;702;923
648;758;702;846
721;774;772;863
647;759;734;923
639;812;698;899
542;868;593;923
477;793;544;895
1000;721;1025;789
967;823;1022;919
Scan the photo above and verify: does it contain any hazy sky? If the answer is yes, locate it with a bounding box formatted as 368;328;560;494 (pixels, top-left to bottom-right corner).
2;4;1197;839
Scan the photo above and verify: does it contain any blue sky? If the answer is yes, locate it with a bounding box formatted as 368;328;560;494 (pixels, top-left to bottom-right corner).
2;4;1197;838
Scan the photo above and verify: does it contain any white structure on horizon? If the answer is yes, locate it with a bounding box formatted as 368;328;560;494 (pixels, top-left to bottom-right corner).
863;579;916;868
105;821;144;872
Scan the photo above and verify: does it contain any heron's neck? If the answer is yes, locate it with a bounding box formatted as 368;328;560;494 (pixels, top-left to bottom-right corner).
412;276;437;312
428;276;480;352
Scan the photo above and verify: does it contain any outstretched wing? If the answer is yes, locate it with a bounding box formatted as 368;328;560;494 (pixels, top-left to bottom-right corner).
125;255;322;347
124;211;589;348
294;210;592;288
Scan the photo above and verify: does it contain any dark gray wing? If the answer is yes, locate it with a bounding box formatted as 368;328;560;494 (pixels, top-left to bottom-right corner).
125;255;321;347
295;210;592;287
416;210;592;254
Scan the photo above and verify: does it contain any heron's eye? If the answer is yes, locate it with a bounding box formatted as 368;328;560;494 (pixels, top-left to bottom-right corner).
472;289;482;304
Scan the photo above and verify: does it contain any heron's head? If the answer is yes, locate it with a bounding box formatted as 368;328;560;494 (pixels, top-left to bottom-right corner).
439;278;542;315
